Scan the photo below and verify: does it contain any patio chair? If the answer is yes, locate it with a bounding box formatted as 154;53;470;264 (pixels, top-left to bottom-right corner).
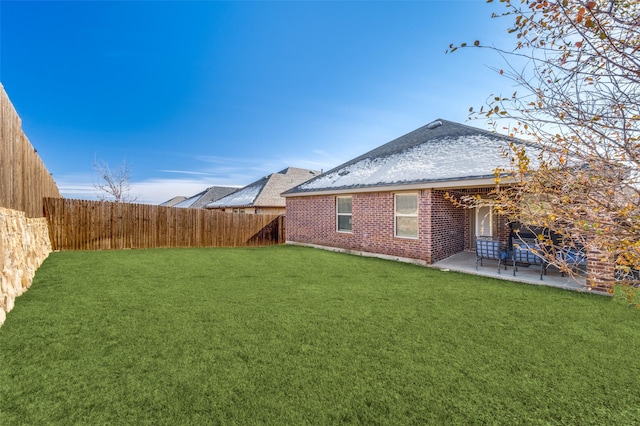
512;238;547;280
557;247;587;277
476;239;509;273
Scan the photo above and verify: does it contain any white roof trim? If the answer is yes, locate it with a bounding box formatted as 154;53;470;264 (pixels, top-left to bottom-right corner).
283;177;511;197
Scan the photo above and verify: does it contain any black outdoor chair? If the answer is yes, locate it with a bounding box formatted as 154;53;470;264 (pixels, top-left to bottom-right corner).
615;267;640;287
476;239;509;273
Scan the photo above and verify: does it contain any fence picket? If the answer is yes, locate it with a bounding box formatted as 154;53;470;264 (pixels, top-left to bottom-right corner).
0;85;61;217
43;198;285;251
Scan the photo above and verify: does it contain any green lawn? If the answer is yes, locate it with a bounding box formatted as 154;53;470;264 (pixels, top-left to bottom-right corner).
1;245;639;425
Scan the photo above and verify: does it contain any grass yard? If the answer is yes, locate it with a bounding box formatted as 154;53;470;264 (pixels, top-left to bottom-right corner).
1;245;639;425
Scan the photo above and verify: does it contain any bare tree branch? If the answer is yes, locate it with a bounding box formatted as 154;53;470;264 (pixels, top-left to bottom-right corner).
449;0;640;297
93;157;138;203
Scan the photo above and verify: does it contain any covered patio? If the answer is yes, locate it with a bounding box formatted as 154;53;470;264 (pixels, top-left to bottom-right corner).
431;251;609;296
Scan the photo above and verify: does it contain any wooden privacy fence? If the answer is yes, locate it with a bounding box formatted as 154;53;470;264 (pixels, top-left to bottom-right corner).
1;84;61;217
43;198;285;251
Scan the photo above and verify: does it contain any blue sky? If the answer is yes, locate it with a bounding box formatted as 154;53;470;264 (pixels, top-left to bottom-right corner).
1;0;513;204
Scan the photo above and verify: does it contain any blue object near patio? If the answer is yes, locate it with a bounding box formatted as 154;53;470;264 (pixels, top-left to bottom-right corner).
557;247;588;277
476;239;509;273
512;238;547;280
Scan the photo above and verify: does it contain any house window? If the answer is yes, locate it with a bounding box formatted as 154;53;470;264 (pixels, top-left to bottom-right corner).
336;196;352;232
395;193;418;239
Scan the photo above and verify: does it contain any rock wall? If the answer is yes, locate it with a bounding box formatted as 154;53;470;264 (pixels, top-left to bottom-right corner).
0;207;52;326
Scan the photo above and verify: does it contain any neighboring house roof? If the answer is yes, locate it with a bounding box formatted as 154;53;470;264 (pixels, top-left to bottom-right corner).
283;119;542;196
174;186;238;209
159;196;188;207
207;167;320;209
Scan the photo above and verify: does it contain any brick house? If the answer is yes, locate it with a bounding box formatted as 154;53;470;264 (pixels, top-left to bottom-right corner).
282;119;543;265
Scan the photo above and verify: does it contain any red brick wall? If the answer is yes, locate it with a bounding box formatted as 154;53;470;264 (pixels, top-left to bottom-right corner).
285;189;467;264
497;215;511;247
285;195;340;246
429;190;466;262
586;249;615;293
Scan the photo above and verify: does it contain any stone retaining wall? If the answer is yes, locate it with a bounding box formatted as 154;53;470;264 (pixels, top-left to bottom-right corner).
0;207;52;326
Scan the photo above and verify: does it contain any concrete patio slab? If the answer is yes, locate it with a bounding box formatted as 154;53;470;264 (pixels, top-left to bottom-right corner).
288;242;611;296
431;251;609;296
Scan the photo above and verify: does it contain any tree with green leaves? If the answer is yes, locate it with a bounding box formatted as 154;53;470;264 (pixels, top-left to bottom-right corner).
449;0;639;297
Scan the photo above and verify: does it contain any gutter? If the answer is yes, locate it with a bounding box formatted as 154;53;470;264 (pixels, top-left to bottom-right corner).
282;176;515;197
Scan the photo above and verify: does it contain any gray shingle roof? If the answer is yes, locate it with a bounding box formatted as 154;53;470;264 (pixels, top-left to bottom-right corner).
159;196;187;207
173;186;238;208
207;167;320;208
284;119;541;195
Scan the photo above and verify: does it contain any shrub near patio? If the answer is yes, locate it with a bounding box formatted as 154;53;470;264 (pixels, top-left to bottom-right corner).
1;245;639;425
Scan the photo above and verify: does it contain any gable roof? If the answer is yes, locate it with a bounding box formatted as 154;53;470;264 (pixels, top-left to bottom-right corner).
159;196;188;207
173;186;238;209
284;119;541;196
207;167;320;209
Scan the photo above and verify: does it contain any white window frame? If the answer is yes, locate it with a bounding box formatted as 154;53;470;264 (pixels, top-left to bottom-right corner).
336;196;353;233
394;193;419;239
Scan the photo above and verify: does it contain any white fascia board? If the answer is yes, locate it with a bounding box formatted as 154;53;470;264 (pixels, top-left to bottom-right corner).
282;177;511;197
